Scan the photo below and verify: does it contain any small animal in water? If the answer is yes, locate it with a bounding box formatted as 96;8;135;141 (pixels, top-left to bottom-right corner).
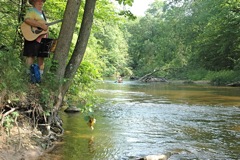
87;118;96;130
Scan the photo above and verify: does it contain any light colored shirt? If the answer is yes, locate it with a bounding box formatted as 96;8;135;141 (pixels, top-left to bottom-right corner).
24;7;47;42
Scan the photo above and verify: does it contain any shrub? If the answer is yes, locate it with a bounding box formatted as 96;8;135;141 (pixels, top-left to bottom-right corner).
206;70;240;85
186;68;209;81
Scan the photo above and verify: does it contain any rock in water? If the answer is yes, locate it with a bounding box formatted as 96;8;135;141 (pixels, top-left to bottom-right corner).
64;106;80;113
144;154;168;160
137;152;172;160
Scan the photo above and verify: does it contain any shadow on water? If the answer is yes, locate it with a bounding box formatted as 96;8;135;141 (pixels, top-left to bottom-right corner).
40;80;240;160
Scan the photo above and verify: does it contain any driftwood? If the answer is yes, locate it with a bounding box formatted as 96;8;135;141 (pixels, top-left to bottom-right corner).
138;69;160;81
138;69;167;82
227;81;240;87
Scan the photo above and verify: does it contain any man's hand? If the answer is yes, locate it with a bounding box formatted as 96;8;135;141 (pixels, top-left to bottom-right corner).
40;23;48;31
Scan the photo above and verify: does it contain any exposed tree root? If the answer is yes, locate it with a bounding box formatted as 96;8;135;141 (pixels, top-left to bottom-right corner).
0;85;64;153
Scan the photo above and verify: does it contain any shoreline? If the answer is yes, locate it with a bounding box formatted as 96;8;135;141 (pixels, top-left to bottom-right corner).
0;120;45;160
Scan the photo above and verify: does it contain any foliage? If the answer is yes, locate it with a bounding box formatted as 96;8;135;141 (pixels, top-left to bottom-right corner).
125;0;193;77
0;47;27;93
67;61;102;113
206;70;240;86
0;0;20;48
193;0;240;71
93;22;132;77
3;111;19;135
124;0;240;83
186;68;209;81
43;0;66;39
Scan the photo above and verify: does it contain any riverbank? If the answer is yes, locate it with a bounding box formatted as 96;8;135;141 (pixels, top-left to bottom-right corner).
169;80;210;84
0;119;44;160
0;85;63;160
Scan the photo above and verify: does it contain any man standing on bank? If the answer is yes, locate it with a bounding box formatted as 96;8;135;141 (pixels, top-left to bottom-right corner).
23;0;48;76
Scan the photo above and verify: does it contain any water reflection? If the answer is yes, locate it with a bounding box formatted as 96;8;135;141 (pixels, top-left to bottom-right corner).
41;80;240;160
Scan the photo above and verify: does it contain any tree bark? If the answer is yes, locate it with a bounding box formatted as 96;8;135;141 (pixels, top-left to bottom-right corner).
54;0;82;81
53;0;82;111
62;0;97;96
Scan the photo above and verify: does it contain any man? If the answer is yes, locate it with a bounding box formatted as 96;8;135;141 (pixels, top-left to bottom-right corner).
23;0;48;76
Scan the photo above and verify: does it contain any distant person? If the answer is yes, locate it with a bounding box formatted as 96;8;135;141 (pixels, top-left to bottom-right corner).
22;0;48;76
117;76;123;83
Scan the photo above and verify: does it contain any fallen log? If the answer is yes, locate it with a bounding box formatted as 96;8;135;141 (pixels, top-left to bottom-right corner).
227;81;240;87
138;69;160;82
138;69;167;82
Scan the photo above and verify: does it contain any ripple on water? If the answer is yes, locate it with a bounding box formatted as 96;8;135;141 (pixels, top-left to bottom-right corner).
97;102;240;160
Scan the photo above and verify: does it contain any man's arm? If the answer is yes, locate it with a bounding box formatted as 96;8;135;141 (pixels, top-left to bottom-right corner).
24;18;48;31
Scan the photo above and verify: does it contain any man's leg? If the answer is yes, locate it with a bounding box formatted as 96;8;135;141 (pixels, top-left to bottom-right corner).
26;56;34;75
26;56;34;67
38;57;44;75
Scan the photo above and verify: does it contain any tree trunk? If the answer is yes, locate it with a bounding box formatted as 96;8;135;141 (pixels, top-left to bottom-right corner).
54;0;81;81
52;0;82;111
63;0;97;95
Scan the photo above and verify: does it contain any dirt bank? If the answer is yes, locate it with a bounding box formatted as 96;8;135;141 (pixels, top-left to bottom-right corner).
0;119;45;160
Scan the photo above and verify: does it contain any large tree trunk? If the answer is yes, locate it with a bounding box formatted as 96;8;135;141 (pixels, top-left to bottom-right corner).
62;0;97;96
54;0;81;80
53;0;82;111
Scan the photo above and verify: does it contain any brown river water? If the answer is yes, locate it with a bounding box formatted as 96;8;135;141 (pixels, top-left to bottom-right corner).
41;80;240;160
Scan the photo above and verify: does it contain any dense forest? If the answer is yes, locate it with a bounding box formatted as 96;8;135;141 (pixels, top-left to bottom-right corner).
127;0;240;84
0;0;239;154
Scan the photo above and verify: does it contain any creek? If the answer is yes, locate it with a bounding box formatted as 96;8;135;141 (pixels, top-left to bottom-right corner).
41;80;240;160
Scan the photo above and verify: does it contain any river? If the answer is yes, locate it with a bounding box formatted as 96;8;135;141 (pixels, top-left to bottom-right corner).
41;80;240;160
